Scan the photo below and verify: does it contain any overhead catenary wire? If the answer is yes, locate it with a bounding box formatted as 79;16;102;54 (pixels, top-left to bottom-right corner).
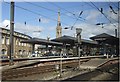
5;1;117;30
12;1;105;29
44;0;87;22
71;11;83;30
84;2;118;23
44;0;106;28
89;1;119;37
109;0;119;9
89;1;118;28
24;1;86;23
4;1;98;30
91;2;116;27
109;5;117;14
5;2;72;27
15;1;100;29
45;0;119;29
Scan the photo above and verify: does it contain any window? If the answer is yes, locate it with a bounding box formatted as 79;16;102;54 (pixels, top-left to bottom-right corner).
16;39;18;45
19;39;21;46
22;43;24;46
23;50;25;55
1;49;7;55
19;50;22;55
6;37;9;45
2;37;5;44
24;43;26;46
29;51;31;55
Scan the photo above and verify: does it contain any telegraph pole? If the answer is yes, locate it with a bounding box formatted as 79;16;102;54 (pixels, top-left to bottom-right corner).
9;1;14;65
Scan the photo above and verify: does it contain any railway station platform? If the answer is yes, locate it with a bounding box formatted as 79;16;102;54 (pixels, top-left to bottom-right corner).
80;57;118;70
4;57;119;81
1;56;118;81
1;56;104;71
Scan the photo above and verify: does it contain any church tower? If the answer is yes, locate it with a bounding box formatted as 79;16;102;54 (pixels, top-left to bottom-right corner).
56;9;62;38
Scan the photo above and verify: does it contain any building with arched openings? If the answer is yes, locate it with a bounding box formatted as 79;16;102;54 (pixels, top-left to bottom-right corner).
0;27;32;58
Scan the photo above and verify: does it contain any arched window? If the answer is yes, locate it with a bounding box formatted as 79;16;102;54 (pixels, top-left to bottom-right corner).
23;50;25;54
19;50;22;55
29;51;31;55
2;37;5;44
6;37;9;45
16;38;18;45
1;49;7;55
18;39;21;46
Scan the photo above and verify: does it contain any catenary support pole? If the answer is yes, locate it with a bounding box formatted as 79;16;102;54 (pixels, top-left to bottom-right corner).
9;1;14;65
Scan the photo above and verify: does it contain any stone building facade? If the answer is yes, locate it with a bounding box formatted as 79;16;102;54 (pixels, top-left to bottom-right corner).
0;27;32;58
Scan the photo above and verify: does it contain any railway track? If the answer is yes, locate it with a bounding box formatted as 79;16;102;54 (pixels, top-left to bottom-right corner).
2;59;89;80
1;55;105;66
2;65;56;80
1;56;60;66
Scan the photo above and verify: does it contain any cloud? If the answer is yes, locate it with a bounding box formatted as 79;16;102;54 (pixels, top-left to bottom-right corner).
15;22;43;38
1;19;56;39
41;17;50;23
62;9;118;40
62;22;117;40
85;10;101;23
1;19;118;40
0;20;10;29
105;9;118;23
40;26;56;39
1;19;43;38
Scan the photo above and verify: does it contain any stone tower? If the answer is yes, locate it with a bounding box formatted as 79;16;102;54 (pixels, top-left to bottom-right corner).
56;9;62;38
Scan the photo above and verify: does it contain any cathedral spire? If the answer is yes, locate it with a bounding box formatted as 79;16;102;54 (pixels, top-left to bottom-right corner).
57;9;61;26
56;9;62;38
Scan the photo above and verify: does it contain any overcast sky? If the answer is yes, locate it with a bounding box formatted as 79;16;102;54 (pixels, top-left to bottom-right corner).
1;1;119;40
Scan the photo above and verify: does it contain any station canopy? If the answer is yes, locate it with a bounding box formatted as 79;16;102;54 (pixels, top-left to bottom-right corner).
21;38;66;46
51;35;98;45
51;35;76;44
90;33;119;45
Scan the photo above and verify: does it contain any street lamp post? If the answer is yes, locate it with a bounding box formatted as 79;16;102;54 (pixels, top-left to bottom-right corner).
76;28;82;70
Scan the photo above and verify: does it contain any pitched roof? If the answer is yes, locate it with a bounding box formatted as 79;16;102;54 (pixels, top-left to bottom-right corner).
90;33;116;40
90;33;119;45
51;35;76;44
21;38;64;46
51;35;98;45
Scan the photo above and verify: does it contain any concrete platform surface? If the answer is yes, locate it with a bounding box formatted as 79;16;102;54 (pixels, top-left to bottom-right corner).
80;58;108;69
